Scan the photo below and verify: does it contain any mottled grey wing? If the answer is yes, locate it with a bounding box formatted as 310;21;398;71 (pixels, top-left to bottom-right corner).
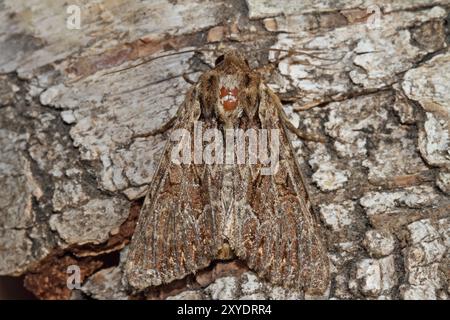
124;88;224;291
229;86;330;295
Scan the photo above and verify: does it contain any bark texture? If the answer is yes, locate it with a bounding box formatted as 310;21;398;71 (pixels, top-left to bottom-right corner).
0;0;449;300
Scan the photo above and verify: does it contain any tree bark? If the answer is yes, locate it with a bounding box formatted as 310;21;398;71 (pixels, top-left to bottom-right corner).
0;0;449;300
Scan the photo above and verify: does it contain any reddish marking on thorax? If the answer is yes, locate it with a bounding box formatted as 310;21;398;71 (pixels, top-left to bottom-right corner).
220;86;238;111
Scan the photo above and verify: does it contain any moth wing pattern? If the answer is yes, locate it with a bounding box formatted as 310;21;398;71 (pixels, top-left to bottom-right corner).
228;85;330;295
125;51;330;295
124;88;224;290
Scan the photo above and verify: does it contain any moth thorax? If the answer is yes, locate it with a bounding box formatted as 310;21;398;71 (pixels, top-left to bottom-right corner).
219;75;239;112
220;86;238;111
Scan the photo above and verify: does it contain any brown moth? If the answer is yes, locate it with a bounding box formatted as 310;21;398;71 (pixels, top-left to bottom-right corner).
124;50;330;295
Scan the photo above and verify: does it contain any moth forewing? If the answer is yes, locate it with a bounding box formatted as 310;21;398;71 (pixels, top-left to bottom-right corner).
124;50;330;296
226;84;330;295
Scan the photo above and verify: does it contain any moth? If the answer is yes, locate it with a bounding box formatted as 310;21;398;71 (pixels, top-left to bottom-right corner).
124;50;330;295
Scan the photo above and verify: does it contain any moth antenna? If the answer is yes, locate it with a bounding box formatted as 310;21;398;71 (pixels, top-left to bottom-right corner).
102;48;218;76
251;47;343;75
110;70;199;96
261;48;345;62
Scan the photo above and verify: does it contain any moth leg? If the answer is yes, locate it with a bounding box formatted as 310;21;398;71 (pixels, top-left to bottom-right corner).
278;107;326;143
182;73;196;85
293;99;330;111
131;115;177;139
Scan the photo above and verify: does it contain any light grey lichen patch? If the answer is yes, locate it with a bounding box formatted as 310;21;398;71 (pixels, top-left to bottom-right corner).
333;273;353;299
49;197;129;246
0;121;45;275
404;241;446;269
0;229;33;275
283;104;300;128
28;130;75;179
309;144;350;191
4;87;132;272
42;52;193;198
0;30;45;75
81;247;131;299
362;126;428;184
329;241;362;269
411;20;447;53
400;277;442;300
349;255;397;298
400;219;447;300
363;230;396;258
350;30;425;88
324;92;390;158
0;98;74;276
52;179;89;212
101;136;166;199
81;266;129;300
402;53;450;168
161;267;308;300
437;218;450;248
319;200;355;232
392;89;416;124
418;113;449;167
266;286;302;300
0;76;19;106
205;276;239;300
0;129;40;229
311;164;350;192
273;47;351;97
7;86;135;264
39;84;67;106
246;0;448;19
402;52;450;116
268;6;447;104
436;171;450;195
202;271;305;300
60;110;76;124
359;184;448;231
407;219;442;245
360;185;439;218
240;272;264;296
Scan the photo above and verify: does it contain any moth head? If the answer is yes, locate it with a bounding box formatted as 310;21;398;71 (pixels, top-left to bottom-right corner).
198;50;260;127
